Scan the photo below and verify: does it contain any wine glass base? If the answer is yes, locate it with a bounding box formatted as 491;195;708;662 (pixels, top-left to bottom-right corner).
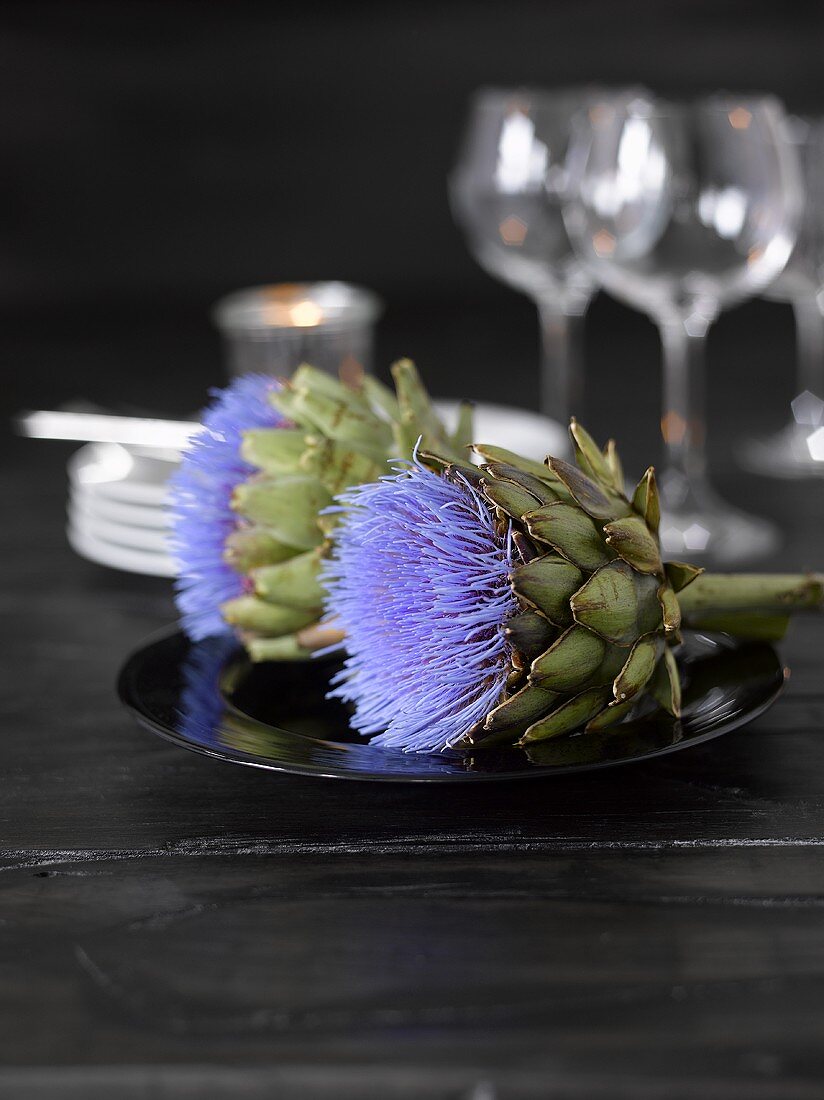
659;502;780;567
737;421;824;479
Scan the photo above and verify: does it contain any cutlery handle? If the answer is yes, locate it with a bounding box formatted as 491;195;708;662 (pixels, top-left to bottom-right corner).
15;409;196;450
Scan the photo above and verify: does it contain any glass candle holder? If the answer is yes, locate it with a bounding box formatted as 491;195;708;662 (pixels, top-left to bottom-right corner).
212;282;383;383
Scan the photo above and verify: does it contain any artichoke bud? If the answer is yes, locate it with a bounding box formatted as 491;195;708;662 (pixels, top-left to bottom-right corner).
245;621;347;663
472;443;574;497
232;475;332;549
547;456;634;522
520;687;613;744
632;467;661;534
251;548;324;610
511;556;584;626
299;436;384;494
526;503;615;572
284;387;392;456
584;697;636;733
482;463;561;505
451;401;475;452
361;373;401;421
484;479;547;520
503;609;558;660
220;596;319;634
570;418;622;493
475;681;560;741
665;560;704;592
613;634;665;703
530;624;606;692
245;633;317;663
224;528;301;572
392;358;452;450
241;428;307;473
603;515;662;574
288;363;371;409
658;583;682;634
570;561;662;644
227;359;470;660
464;421;701;744
649;648;681;716
603;439;624;494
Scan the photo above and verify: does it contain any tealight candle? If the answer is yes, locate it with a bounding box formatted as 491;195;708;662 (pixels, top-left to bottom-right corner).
212;281;383;384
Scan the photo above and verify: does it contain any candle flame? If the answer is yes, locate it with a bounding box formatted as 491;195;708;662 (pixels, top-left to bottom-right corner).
289;300;324;327
728;107;752;131
592;229;616;257
498;215;528;246
661;411;687;445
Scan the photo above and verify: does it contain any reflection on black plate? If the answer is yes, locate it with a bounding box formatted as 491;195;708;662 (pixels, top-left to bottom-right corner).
117;628;785;782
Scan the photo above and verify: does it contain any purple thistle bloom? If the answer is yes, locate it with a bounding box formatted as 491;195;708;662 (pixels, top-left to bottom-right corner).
169;374;286;640
321;460;518;753
177;633;240;747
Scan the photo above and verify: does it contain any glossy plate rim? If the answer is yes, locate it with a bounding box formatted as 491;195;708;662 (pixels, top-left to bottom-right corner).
117;626;787;784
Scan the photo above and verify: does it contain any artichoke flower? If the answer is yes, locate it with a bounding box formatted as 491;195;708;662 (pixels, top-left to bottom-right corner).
321;421;823;753
170;359;471;660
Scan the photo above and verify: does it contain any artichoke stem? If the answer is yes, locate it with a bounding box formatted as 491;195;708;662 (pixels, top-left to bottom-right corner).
678;573;824;618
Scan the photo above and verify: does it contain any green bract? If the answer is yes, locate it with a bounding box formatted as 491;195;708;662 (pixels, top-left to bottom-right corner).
435;421;687;744
226;360;471;661
423;420;824;747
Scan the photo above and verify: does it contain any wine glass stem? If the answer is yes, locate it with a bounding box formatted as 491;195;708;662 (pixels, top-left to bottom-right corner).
659;318;710;502
536;300;586;424
793;295;824;398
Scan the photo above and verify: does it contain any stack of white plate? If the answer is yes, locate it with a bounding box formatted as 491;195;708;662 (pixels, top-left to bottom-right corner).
65;404;566;577
67;443;178;577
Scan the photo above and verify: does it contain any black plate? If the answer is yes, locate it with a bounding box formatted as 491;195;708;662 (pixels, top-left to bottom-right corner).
117;628;787;782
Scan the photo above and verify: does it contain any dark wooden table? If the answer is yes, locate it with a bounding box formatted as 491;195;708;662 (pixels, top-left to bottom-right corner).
4;303;824;1098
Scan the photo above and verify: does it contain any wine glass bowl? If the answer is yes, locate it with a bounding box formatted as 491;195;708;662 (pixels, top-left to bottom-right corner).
567;96;800;323
564;92;803;564
450;87;600;422
739;115;824;478
451;87;593;306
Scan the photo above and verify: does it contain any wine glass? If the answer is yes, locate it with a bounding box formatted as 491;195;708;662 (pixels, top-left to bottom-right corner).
450;87;601;424
564;92;802;565
738;116;824;477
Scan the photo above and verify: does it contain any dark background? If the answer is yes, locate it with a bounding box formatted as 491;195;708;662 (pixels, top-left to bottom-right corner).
2;0;822;475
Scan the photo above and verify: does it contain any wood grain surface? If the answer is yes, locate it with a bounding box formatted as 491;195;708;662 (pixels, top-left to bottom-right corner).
4;391;824;1098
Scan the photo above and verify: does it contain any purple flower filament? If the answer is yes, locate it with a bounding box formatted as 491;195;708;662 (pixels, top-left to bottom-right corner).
169;374;286;640
322;460;518;753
